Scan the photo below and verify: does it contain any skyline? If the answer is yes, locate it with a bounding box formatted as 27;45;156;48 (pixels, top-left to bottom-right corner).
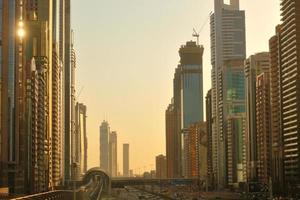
72;0;280;173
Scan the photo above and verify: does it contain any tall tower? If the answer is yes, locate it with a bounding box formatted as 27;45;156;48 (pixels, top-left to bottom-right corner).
100;121;110;172
52;0;63;188
74;103;88;177
172;67;182;178
0;0;17;192
256;73;272;184
123;143;129;177
206;90;215;188
23;0;54;193
178;41;204;177
244;52;270;182
165;100;176;178
179;41;204;128
61;0;72;183
210;0;246;188
280;0;300;187
70;32;77;180
109;131;117;177
269;25;284;194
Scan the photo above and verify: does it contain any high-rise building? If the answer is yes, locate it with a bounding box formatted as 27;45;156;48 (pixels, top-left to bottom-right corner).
123;143;129;177
206;90;215;188
61;0;72;183
269;25;284;193
256;73;271;184
179;41;204;128
70;34;78;180
244;52;270;181
156;155;167;179
280;0;300;186
165;100;176;178
100;121;110;172
0;0;69;194
26;58;49;193
186;122;207;179
109;131;117;177
74;103;88;178
226;115;247;185
179;41;204;177
0;0;18;193
223;59;247;186
0;0;65;194
171;67;182;178
210;0;246;188
24;0;57;192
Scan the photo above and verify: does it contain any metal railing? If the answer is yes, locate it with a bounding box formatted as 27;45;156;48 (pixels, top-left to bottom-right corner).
10;190;80;200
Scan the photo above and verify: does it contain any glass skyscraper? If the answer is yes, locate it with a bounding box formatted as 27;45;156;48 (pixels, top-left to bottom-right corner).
181;65;204;128
178;41;204;177
210;0;246;188
179;42;204;129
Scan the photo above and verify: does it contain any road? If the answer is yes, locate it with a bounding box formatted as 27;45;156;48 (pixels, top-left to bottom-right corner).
110;186;170;200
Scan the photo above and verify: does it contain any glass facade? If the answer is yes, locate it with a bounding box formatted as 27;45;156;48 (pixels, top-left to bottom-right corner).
0;0;2;157
181;64;203;128
8;0;15;162
225;65;245;115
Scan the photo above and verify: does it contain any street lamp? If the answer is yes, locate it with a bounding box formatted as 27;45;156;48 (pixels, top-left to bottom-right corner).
17;20;25;38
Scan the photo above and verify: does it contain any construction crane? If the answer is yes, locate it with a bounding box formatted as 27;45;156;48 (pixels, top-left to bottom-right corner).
193;28;200;45
192;13;211;45
76;86;84;100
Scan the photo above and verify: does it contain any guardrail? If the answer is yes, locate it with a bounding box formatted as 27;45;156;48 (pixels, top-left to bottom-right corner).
10;190;83;200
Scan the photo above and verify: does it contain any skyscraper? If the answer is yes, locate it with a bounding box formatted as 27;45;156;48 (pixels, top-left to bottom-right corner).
223;60;247;186
269;25;284;194
52;0;63;187
0;0;65;194
210;0;246;188
179;41;204;127
165;100;176;178
206;90;215;188
61;0;72;183
171;67;182;178
0;0;70;194
123;143;129;177
256;73;271;184
179;41;204;177
109;131;117;177
186;122;207;179
244;52;270;181
74;103;88;177
280;0;300;187
0;0;18;192
100;121;110;172
70;33;78;180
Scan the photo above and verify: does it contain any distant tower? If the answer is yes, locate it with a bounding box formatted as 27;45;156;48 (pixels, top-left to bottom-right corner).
109;131;117;177
100;121;110;172
165;100;176;178
123;144;130;177
75;103;88;176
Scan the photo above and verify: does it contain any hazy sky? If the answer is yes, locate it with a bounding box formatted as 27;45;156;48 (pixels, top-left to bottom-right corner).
72;0;280;174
